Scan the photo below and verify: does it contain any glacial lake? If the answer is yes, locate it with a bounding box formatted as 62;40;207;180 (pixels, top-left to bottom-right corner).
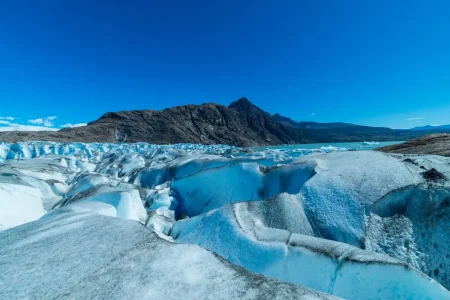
254;141;404;151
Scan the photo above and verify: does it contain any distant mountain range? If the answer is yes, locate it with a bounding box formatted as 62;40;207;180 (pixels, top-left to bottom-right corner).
411;124;450;131
273;114;361;130
1;97;450;146
271;112;450;143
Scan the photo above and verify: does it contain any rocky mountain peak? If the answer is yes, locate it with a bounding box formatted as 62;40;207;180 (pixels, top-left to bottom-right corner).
228;97;256;111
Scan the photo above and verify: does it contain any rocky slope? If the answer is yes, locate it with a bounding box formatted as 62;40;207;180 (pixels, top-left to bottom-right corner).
80;97;310;146
0;98;311;146
376;133;450;156
1;97;449;146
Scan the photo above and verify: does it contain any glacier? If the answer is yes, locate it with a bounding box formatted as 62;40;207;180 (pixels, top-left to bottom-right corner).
0;141;449;299
0;208;337;300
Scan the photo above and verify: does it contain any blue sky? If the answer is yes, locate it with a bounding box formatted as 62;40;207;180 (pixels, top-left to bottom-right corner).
1;1;450;130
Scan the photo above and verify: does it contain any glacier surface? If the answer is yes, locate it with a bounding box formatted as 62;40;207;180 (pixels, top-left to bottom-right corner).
0;141;449;299
0;208;337;300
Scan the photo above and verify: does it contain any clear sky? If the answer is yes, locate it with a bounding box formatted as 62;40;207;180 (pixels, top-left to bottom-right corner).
1;0;450;130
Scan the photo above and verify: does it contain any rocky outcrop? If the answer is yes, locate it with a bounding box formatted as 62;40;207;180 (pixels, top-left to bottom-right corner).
376;133;450;157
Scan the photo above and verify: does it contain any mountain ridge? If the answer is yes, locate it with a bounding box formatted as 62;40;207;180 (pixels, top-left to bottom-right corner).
411;124;450;131
1;97;450;146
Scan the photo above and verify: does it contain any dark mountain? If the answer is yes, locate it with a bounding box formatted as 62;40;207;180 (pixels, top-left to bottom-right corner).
273;114;359;129
376;133;450;157
0;98;312;146
273;113;450;143
412;124;450;131
72;97;312;146
1;97;449;146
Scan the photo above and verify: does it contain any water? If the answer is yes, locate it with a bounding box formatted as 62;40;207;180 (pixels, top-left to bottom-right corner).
254;141;403;151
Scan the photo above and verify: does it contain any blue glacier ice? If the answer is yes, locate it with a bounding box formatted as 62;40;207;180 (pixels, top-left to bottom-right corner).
0;141;449;299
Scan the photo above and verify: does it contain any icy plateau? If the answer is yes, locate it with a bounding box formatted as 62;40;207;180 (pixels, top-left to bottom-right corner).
0;141;449;299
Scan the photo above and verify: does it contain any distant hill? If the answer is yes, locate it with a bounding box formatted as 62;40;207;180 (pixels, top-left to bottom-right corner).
273;113;450;143
411;124;450;131
1;97;450;146
273;114;359;130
